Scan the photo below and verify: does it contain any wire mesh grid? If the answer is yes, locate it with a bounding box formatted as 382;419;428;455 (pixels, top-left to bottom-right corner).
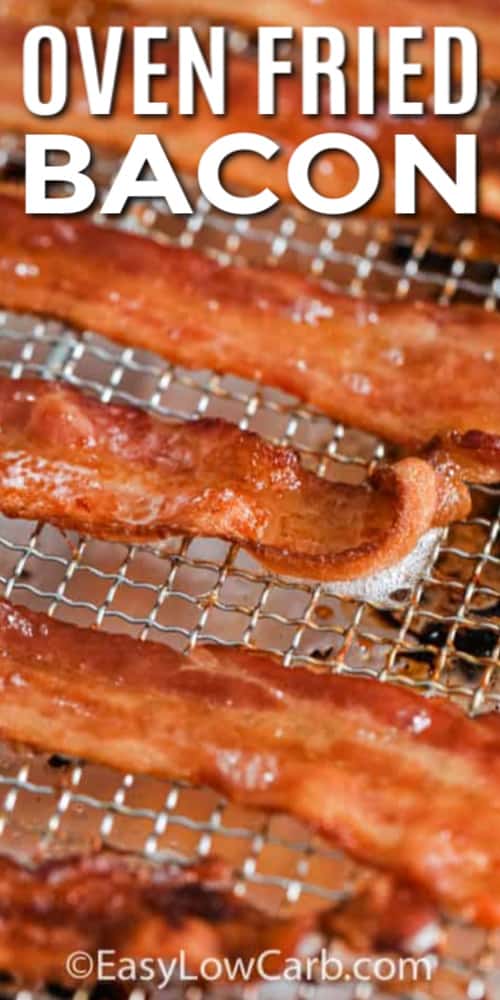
0;138;498;998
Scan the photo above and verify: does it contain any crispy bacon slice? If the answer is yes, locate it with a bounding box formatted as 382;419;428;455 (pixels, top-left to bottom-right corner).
0;597;499;928
0;851;440;987
0;192;499;455
0;377;470;581
0;21;497;219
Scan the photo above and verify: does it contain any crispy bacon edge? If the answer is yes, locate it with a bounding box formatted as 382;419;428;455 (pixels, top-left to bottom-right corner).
0;376;472;581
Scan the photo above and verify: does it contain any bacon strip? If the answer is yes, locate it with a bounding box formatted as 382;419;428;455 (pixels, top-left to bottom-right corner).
0;192;499;454
160;0;500;83
0;21;497;219
0;377;470;581
122;0;500;88
0;851;440;987
1;0;499;88
0;597;499;928
0;852;313;986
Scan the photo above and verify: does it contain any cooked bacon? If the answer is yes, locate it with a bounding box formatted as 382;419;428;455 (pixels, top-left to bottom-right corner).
0;192;499;455
0;21;497;219
1;0;499;89
0;851;441;987
0;377;471;581
0;597;499;928
160;0;500;83
0;852;313;986
422;430;500;493
325;880;441;958
119;0;500;88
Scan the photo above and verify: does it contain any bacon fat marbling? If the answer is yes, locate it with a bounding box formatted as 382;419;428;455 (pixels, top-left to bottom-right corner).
0;598;499;928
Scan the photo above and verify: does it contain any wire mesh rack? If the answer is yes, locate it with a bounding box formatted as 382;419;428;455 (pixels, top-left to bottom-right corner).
0;136;499;999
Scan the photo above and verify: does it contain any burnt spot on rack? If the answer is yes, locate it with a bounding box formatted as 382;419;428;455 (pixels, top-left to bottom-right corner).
401;621;498;678
90;983;126;1000
45;985;75;999
401;622;449;665
473;600;500;619
387;239;415;268
0;155;25;185
310;646;335;662
388;236;500;299
48;754;73;770
454;626;498;658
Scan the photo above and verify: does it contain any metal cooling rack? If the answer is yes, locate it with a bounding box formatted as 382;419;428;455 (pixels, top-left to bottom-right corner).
0;139;499;999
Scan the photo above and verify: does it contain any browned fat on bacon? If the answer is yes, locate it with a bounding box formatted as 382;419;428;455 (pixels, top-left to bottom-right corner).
0;20;497;219
0;377;471;581
0;597;499;928
0;851;440;987
0;193;500;455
